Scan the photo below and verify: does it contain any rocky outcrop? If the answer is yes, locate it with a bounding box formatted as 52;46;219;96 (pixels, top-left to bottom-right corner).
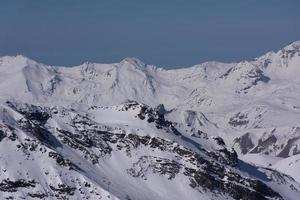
0;101;292;200
0;179;36;192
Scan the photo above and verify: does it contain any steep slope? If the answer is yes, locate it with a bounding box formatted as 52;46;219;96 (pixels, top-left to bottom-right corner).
1;41;299;109
0;41;300;199
0;55;60;102
0;101;299;200
273;154;300;183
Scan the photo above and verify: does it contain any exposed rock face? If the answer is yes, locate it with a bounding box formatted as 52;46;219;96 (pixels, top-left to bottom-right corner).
0;101;291;199
1;42;300;199
136;103;181;135
251;135;278;154
49;184;76;196
0;130;5;142
0;179;36;192
48;151;81;170
233;132;255;154
6;101;51;125
233;127;300;159
229;112;249;127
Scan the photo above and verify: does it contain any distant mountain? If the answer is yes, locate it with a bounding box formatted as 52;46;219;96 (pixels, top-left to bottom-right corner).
0;41;299;199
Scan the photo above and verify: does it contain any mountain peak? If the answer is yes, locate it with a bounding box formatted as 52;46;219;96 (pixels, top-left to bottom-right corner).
279;40;300;58
284;40;300;50
120;57;146;68
1;42;300;199
0;55;41;70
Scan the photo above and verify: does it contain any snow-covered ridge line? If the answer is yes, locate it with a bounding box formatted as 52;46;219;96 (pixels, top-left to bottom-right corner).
1;40;299;70
0;40;300;199
0;40;299;108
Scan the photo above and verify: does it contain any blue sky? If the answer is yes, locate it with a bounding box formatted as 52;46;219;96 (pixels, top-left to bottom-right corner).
0;0;299;68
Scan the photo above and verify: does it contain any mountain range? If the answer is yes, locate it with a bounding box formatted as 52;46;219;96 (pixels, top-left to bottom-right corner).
0;41;300;199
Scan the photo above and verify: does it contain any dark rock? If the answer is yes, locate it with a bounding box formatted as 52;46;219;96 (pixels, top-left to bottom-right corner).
154;104;166;116
278;137;300;158
229;112;249;127
233;132;254;154
128;156;181;180
27;192;48;198
48;152;81;170
6;101;50;125
251;135;277;154
0;179;36;192
213;136;226;146
50;184;76;195
0;129;5;142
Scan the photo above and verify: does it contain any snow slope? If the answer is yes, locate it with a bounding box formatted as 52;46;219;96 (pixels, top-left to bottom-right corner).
0;41;300;199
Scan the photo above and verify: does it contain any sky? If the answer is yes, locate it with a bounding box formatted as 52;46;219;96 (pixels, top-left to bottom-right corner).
0;0;299;69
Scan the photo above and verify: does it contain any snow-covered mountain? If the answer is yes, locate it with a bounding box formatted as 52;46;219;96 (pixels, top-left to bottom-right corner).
0;41;300;199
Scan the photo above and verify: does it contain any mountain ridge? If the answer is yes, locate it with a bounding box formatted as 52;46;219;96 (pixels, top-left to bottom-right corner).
2;40;299;71
0;41;300;199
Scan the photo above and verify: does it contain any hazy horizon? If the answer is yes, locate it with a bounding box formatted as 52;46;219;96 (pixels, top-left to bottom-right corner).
0;0;299;68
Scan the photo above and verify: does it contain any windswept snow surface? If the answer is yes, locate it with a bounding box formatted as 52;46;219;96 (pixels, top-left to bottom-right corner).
0;41;300;199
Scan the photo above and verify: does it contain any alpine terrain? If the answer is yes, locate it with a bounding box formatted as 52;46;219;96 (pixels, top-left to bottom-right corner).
0;41;300;199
